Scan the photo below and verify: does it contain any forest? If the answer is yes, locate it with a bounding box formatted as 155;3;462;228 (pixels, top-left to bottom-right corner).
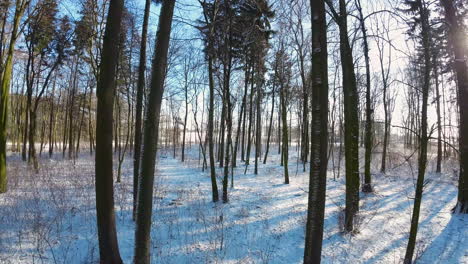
0;0;467;263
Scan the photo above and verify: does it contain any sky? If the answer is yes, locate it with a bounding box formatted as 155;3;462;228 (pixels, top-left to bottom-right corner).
55;0;458;137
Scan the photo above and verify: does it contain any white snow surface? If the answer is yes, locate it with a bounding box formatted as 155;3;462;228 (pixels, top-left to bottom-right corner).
0;146;467;263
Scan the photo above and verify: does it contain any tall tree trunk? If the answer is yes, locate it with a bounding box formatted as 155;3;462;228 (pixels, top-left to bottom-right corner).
68;60;78;159
48;76;57;157
433;57;442;173
404;1;431;262
439;0;468;214
233;63;249;167
181;59;189;162
94;0;124;262
133;0;151;219
254;81;262;175
304;0;328;261
263;84;275;164
241;64;250;161
1;0;28;192
246;65;255;165
208;56;219;202
219;95;226;166
280;81;289;184
356;0;373;192
381;83;389;172
222;65;232;203
327;0;360;232
134;2;175;262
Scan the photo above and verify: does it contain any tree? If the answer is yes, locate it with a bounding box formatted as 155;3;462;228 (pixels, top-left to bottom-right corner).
303;0;328;262
0;0;30;193
403;0;432;262
273;45;292;184
199;0;220;203
133;0;151;220
94;0;124;262
326;0;360;232
24;2;72;169
355;0;373;192
439;0;468;214
134;0;176;262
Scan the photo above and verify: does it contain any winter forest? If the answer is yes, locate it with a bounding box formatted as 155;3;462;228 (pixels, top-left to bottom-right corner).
0;0;467;263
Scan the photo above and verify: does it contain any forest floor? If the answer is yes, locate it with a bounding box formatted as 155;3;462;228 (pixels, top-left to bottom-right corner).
0;144;467;263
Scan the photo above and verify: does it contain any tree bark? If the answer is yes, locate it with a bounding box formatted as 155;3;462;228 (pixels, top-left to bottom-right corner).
404;1;431;262
134;1;175;262
439;0;468;214
356;0;373;192
326;0;360;232
1;0;28;192
132;0;151;220
94;0;124;262
280;78;289;184
263;84;275;164
304;0;328;261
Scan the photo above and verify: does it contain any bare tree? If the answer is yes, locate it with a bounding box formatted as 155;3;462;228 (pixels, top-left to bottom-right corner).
439;0;468;214
303;0;328;262
94;0;124;262
134;0;176;262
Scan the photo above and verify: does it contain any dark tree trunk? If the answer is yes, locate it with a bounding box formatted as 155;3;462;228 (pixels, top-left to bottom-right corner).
304;0;328;261
254;81;262;175
94;0;124;262
219;97;226;166
439;0;468;213
327;0;360;232
263;84;275;164
241;64;250;162
201;0;220;203
233;64;249;167
246;65;255;165
181;68;189;162
133;0;151;220
356;0;373;192
134;1;175;262
280;81;289;184
433;58;442;173
207;57;219;202
404;1;431;262
48;76;57;157
222;64;232;203
381;84;389;173
68;61;78;160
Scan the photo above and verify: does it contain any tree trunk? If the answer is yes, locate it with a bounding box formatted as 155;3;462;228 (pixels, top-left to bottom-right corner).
94;0;124;262
328;0;360;232
280;81;289;184
254;81;262;175
181;57;190;163
233;63;249;167
404;1;431;262
132;0;151;220
134;2;175;262
356;0;373;192
304;0;328;261
208;56;219;202
48;76;57;157
439;0;468;214
0;0;27;192
263;84;275;164
434;58;442;173
246;65;255;165
222;64;232;203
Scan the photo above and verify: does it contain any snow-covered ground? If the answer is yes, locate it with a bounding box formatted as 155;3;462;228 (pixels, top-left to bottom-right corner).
0;145;466;263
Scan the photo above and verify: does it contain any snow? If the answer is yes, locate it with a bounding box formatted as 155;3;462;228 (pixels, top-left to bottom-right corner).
0;146;467;263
